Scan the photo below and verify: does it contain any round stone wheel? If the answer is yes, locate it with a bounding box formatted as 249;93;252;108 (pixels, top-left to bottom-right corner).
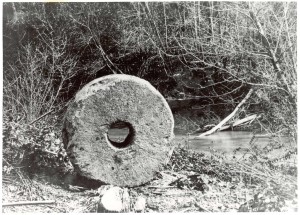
63;74;174;187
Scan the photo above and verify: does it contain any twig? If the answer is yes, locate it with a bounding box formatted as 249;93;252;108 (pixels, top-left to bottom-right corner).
179;207;194;212
28;109;54;125
164;146;176;165
2;200;55;206
147;185;176;189
159;171;184;179
195;203;211;212
43;149;57;155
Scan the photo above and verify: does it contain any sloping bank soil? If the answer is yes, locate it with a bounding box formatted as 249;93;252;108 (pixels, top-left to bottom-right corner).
2;145;297;213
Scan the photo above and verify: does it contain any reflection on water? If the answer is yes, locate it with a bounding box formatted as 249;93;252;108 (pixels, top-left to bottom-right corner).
185;131;294;161
108;129;292;158
187;131;271;153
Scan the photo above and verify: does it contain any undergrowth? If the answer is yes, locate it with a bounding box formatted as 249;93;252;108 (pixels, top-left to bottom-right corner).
165;145;297;212
2;113;73;181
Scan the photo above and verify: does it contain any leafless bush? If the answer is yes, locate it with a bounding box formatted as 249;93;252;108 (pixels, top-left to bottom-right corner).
118;2;296;138
3;2;296;137
4;41;80;122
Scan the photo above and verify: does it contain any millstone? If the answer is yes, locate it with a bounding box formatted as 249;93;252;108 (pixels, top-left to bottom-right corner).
63;74;174;187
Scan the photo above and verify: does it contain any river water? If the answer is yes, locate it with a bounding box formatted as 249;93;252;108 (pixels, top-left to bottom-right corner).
186;131;269;153
108;129;293;160
182;131;295;162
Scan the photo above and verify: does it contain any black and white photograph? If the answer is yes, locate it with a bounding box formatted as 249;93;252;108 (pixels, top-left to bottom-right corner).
1;1;298;213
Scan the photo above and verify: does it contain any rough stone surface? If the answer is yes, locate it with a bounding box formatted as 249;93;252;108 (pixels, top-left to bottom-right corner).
63;74;174;187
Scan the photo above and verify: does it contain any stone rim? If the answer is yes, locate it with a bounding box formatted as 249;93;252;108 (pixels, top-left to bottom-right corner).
63;74;174;187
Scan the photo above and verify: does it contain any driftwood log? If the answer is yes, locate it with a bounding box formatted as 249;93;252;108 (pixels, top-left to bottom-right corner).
63;74;174;187
219;114;259;131
196;89;254;137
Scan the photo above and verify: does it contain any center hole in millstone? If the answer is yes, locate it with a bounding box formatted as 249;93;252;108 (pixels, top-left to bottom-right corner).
107;121;134;149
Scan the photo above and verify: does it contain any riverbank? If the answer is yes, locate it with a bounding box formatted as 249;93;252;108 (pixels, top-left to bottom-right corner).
2;145;297;212
2;114;297;212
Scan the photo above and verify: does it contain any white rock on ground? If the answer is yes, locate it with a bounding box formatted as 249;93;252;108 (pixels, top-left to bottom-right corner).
134;196;146;212
97;186;130;213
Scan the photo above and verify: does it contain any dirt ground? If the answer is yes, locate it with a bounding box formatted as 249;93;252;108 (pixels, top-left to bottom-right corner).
2;147;298;213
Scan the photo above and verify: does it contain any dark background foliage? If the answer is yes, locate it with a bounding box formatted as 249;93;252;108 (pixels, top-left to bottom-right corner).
3;2;296;137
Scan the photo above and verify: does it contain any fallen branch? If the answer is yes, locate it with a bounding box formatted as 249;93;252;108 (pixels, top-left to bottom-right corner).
196;89;254;138
2;200;55;206
219;114;260;131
